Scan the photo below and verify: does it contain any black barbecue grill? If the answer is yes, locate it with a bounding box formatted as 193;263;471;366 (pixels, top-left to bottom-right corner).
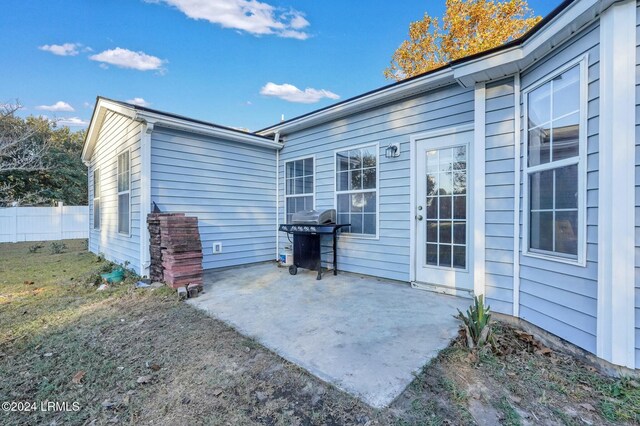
279;209;349;280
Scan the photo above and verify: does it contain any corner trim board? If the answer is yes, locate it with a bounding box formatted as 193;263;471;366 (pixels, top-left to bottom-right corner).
513;74;522;318
596;0;636;369
139;122;153;277
473;83;486;298
275;148;279;260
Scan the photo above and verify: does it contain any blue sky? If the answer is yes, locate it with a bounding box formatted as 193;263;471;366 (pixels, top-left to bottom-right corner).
1;0;561;131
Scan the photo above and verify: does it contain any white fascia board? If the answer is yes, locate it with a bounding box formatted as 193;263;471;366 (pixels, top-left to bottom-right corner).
261;1;623;136
453;0;619;86
81;99;137;164
258;68;455;136
454;48;524;87
135;110;281;149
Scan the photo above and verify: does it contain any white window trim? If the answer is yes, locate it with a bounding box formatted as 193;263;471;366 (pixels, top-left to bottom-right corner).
93;167;100;231
117;149;132;237
333;142;380;240
284;155;316;223
521;55;588;267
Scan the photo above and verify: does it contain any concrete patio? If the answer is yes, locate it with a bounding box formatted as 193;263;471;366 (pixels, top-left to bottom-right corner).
188;262;469;408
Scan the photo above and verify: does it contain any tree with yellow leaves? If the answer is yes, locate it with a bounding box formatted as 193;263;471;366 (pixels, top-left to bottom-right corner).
384;0;541;81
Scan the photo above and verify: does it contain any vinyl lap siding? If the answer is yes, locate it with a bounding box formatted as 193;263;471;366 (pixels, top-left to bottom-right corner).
484;78;516;315
150;127;276;270
279;84;474;282
634;2;640;367
518;23;600;353
88;111;142;273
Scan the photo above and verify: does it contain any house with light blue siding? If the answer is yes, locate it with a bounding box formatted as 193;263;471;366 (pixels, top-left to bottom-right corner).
82;0;640;372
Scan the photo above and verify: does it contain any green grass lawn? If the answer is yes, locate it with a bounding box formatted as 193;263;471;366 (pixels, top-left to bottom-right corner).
0;240;638;425
0;240;133;349
0;241;384;425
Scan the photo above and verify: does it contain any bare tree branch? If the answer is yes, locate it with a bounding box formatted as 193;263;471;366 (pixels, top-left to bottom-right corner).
0;101;50;173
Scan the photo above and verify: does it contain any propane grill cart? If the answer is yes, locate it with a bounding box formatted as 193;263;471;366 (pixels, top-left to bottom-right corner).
279;209;349;280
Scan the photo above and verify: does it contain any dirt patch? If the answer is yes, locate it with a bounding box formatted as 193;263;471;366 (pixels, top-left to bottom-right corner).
392;323;640;425
1;240;638;425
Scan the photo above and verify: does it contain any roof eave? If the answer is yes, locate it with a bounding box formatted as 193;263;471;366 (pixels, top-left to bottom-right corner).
81;98;137;164
81;98;282;164
453;0;612;87
259;0;619;136
257;67;456;136
135;109;282;149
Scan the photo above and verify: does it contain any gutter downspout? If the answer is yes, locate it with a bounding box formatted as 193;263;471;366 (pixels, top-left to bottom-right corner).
139;120;154;277
85;160;91;251
274;132;281;261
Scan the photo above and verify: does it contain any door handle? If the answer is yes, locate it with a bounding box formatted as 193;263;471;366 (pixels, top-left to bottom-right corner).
416;215;423;221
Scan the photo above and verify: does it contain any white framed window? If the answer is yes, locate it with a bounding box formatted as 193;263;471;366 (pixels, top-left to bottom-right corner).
93;168;100;230
335;143;378;238
117;150;131;235
285;156;314;223
523;57;587;264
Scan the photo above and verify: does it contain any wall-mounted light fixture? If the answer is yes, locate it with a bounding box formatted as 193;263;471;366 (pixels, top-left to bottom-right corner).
385;143;400;159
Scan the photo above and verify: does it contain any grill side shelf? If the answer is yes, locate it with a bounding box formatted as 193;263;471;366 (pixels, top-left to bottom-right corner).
279;224;350;234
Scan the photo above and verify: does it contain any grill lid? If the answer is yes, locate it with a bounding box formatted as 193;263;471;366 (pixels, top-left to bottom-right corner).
291;209;336;225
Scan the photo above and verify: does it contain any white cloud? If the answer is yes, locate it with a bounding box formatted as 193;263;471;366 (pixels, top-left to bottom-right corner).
126;97;151;107
38;43;82;56
57;117;89;127
289;14;309;30
35;101;75;112
260;82;339;104
148;0;310;39
83;102;93;109
89;48;167;72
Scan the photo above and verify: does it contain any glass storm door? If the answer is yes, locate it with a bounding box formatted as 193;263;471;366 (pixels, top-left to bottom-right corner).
415;132;472;292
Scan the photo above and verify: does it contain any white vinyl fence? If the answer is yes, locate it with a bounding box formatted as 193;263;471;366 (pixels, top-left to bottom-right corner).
0;203;89;243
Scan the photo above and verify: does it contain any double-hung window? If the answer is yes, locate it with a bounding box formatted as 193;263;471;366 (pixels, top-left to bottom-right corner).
285;157;314;223
335;144;378;237
117;151;130;235
524;61;585;261
93;168;100;230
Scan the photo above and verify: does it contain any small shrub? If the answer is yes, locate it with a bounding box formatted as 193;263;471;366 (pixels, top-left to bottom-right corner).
455;295;493;349
28;243;44;253
49;242;67;254
99;262;115;273
121;261;140;281
90;273;102;286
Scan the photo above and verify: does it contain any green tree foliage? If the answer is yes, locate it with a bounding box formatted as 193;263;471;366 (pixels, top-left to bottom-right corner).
0;115;87;206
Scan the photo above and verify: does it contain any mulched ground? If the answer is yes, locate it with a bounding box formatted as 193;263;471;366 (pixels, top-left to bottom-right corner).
1;240;638;425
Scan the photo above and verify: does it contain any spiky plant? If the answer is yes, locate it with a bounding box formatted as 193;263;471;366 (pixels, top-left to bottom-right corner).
455;295;492;349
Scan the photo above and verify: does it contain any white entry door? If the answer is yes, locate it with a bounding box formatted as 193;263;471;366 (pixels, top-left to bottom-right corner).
415;131;472;292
